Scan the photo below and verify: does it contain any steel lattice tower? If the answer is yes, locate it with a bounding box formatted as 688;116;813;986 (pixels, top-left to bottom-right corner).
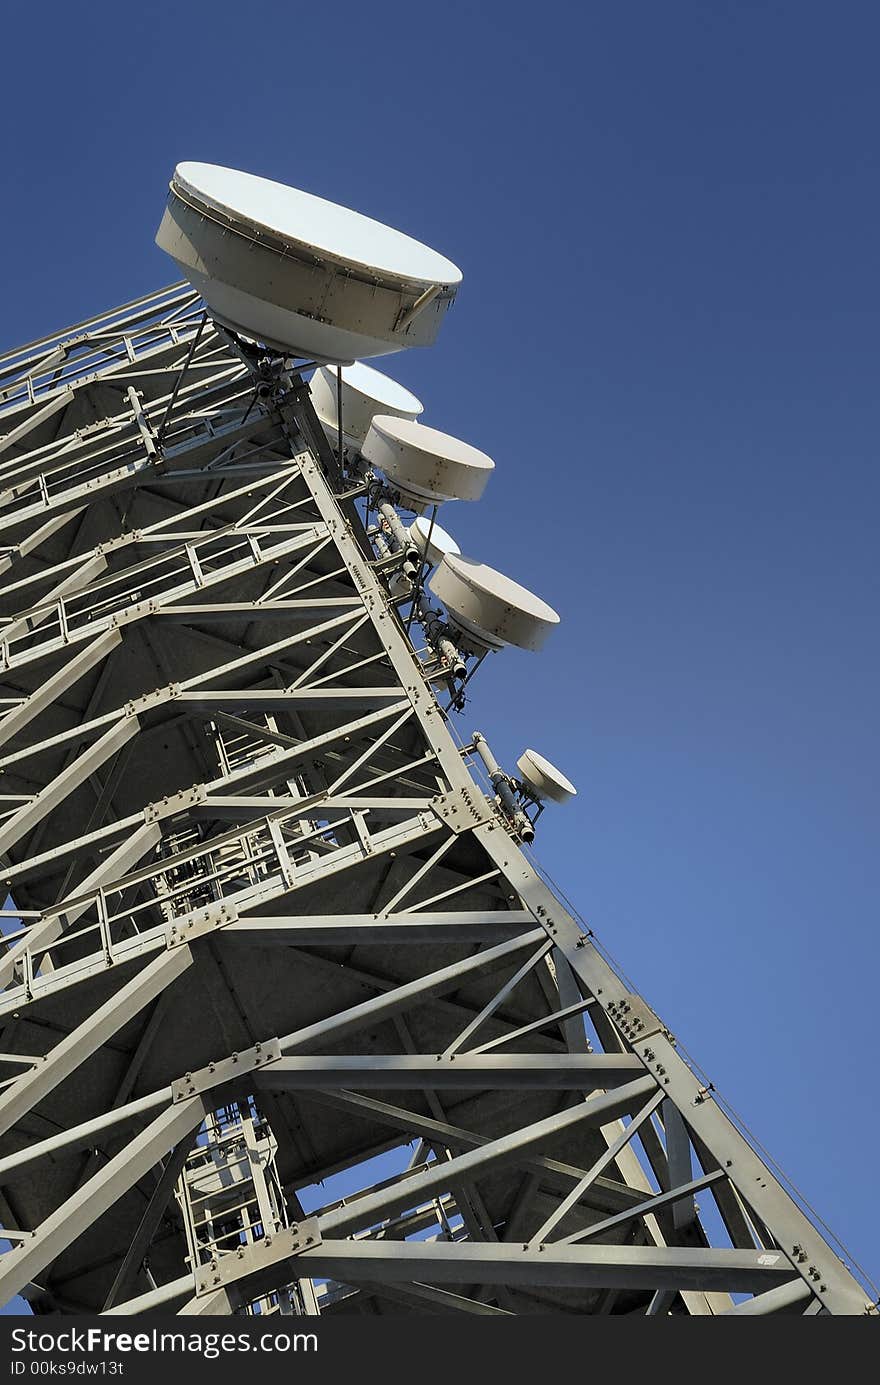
0;281;873;1317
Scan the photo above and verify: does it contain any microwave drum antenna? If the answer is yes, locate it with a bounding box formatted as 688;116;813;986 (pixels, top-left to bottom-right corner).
309;362;423;449
156;162;462;362
429;554;559;653
516;748;577;805
363;416;494;511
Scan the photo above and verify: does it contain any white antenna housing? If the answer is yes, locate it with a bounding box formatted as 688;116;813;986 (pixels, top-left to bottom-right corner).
516;748;577;805
309;362;423;449
407;516;460;568
363;417;494;511
429;554;560;653
155;162;462;362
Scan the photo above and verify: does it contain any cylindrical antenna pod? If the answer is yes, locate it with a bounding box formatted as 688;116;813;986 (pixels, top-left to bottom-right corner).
407;515;460;568
309;362;423;450
156;162;462;362
472;733;535;843
415;594;467;679
378;502;420;577
429;554;560;654
362;417;494;511
516;749;578;805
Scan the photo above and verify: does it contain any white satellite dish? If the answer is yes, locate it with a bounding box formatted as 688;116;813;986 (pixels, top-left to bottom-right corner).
309;362;423;449
516;748;577;805
429;554;560;653
362;417;494;511
407;515;460;568
155;162;462;362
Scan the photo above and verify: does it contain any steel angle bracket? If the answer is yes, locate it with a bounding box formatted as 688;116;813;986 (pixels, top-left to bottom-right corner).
143;782;208;823
172;1038;282;1104
193;1217;321;1298
431;787;496;835
165;899;239;949
109;598;159;627
604;990;669;1046
125;681;182;716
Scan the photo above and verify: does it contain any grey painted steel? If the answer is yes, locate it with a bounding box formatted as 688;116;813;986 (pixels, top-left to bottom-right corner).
274;931;546;1054
297;1090;649;1212
0;822;162;989
477;830;871;1314
0;1097;209;1305
296;1241;799;1294
101;1132;197;1310
317;1077;657;1237
258;1054;646;1090
0;282;871;1318
529;1089;665;1243
360;1282;512;1315
720;1279;814;1315
0;717;139;857
0;947;192;1137
104;1241;796;1314
0;1089;174;1182
225;911;536;945
0;630;121;751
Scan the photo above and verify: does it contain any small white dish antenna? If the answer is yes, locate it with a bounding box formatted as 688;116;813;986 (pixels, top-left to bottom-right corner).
156;162;462;363
516;748;577;805
309;362;423;449
363;417;494;511
407;516;460;568
429;554;560;653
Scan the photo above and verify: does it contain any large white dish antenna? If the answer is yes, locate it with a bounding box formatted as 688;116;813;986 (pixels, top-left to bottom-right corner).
429;554;560;653
516;748;577;804
407;515;460;568
309;362;423;449
363;416;494;510
155;162;462;363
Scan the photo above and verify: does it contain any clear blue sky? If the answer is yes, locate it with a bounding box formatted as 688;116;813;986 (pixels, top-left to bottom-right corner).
1;0;877;1298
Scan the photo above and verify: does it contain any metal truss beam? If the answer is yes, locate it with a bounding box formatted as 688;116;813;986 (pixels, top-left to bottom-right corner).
223;911;536;946
0;928;543;1186
105;1239;800;1314
317;1077;657;1238
0;287;870;1319
0;1096;208;1306
475;827;870;1314
296;1089;646;1214
258;1054;646;1091
0;946;192;1137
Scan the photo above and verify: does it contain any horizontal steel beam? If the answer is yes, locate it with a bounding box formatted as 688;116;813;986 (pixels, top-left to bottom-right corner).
299;1240;798;1294
106;1240;799;1311
180;689;406;710
0;931;548;1181
224;911;536;946
194;796;433;824
156;600;361;622
258;1054;646;1091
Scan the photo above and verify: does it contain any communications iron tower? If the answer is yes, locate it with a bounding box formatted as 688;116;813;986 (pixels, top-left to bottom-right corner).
0;164;872;1317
